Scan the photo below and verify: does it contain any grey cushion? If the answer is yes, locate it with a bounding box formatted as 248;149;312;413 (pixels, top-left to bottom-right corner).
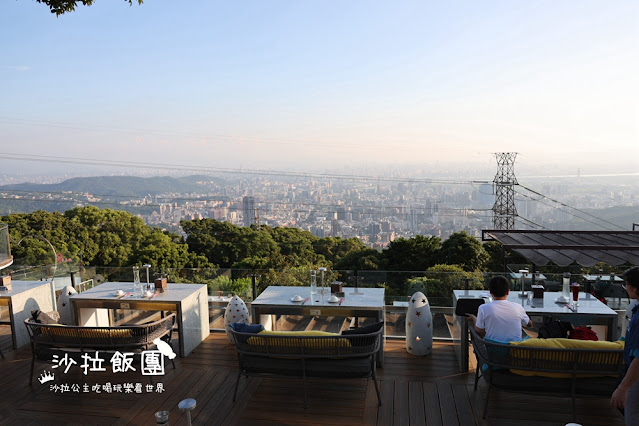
241;355;373;378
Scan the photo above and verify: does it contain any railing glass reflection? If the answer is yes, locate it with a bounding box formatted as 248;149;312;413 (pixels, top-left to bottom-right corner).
0;224;12;270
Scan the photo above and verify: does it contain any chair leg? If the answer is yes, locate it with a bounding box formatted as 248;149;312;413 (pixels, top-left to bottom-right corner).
232;372;242;402
301;359;308;409
571;377;577;423
371;371;382;406
474;364;482;391
29;344;36;386
482;384;491;419
302;378;308;409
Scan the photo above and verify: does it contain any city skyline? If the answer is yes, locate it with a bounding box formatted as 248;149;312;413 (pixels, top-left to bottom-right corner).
1;1;637;177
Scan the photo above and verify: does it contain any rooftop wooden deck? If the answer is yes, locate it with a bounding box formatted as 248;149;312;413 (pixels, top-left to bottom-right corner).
0;325;624;425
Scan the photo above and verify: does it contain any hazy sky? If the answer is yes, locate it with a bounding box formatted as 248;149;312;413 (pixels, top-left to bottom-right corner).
1;1;637;178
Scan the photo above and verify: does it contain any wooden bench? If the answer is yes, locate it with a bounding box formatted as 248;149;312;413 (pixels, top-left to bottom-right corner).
469;326;624;422
24;313;176;385
229;327;383;408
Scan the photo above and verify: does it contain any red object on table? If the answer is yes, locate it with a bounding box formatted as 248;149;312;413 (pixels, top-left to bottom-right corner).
571;283;580;302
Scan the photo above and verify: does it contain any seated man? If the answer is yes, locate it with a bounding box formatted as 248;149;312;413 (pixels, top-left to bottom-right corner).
467;275;532;342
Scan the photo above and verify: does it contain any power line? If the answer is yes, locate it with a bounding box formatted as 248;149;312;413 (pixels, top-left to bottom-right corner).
2;152;491;185
514;189;621;231
516;184;626;231
0;116;454;153
515;215;548;230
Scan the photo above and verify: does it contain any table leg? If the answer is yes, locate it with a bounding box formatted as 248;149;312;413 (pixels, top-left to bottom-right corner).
461;318;469;373
176;308;184;357
8;300;17;349
377;309;385;367
609;316;619;341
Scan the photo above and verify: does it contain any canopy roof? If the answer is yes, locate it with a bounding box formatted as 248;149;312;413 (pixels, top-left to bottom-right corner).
482;230;639;267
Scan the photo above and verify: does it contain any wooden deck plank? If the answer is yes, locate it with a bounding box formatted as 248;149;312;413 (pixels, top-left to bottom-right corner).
423;381;443;426
363;378;381;425
376;380;394;426
408;381;426;426
452;383;476;426
127;369;202;425
438;382;460;426
0;331;626;426
191;369;246;425
167;368;225;425
465;384;488;426
393;380;409;426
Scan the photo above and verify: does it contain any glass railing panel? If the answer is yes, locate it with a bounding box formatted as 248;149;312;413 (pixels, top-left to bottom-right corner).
0;224;12;270
5;263;629;338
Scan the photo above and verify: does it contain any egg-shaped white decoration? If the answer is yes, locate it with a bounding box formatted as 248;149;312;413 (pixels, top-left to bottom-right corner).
224;295;250;343
405;291;433;356
57;285;78;325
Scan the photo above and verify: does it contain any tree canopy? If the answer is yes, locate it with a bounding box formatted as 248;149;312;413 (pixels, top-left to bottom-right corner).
3;210;496;276
2;207;210;270
35;0;142;16
438;231;489;272
4;209;501;300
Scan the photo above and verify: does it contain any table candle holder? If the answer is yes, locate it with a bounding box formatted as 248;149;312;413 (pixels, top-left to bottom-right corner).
518;269;529;298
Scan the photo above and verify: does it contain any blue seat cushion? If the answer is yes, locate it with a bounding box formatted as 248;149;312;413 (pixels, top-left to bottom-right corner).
230;323;265;333
341;321;383;335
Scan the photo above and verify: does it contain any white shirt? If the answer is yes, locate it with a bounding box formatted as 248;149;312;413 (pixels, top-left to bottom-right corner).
475;299;530;342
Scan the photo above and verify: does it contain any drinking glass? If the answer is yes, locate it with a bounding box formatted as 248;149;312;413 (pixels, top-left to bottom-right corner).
310;270;317;296
561;272;571;301
571;283;580;306
132;266;143;296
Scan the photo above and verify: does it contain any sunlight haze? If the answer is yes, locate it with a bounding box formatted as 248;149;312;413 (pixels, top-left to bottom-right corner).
1;0;637;177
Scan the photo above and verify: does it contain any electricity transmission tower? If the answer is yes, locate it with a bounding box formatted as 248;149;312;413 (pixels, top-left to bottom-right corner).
492;152;518;229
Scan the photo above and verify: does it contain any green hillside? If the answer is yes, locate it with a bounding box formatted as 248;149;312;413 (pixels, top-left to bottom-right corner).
0;175;227;197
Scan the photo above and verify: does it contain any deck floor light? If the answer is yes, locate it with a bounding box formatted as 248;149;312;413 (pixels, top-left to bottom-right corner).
178;398;196;426
154;410;169;425
518;269;529;298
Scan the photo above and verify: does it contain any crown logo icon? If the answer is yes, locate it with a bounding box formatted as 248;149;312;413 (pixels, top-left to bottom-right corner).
38;371;55;385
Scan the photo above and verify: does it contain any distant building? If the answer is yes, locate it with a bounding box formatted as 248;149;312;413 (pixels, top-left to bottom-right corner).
368;222;382;236
478;183;494;208
311;225;325;238
331;219;342;237
243;196;255;227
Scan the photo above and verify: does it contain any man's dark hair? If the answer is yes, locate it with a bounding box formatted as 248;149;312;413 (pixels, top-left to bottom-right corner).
489;275;510;297
623;267;639;289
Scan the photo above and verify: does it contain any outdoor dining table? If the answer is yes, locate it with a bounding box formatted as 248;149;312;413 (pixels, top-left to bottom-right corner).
0;280;56;349
453;289;620;372
251;285;386;366
70;282;209;357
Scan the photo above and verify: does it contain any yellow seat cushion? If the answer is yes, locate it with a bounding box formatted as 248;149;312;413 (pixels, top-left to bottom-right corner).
41;325;133;339
247;330;351;348
508;338;624;378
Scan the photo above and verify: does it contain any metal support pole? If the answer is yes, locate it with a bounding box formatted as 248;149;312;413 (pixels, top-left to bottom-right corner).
531;264;536;287
502;245;507;273
251;274;258;301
